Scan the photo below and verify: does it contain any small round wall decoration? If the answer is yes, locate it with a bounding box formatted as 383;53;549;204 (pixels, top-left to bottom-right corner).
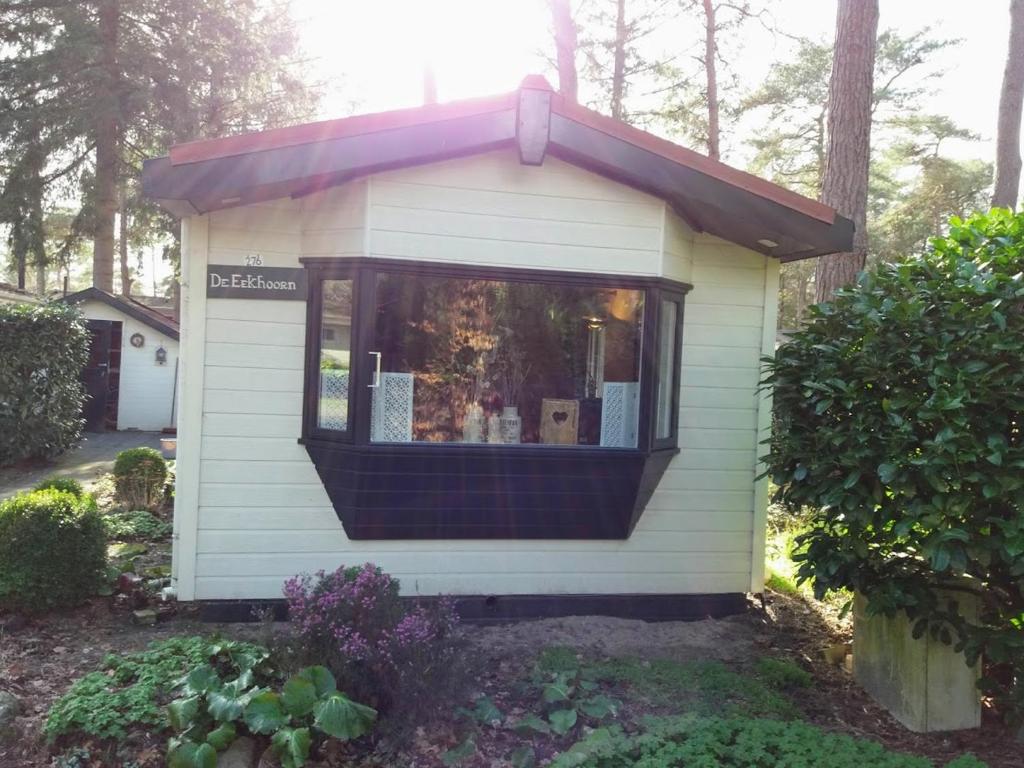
129;332;145;348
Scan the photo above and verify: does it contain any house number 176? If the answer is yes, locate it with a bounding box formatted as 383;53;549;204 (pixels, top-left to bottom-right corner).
245;254;263;266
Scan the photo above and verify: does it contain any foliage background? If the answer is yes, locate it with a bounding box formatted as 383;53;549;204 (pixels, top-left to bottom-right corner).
0;302;88;465
764;209;1024;718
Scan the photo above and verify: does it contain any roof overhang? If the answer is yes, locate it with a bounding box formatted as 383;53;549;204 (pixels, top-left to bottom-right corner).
62;287;180;340
142;76;853;262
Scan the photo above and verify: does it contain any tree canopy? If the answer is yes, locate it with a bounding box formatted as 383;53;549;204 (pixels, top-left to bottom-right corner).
0;0;315;293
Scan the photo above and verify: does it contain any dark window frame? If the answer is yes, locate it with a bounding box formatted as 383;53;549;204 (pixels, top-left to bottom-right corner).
300;257;691;453
302;264;360;443
652;290;686;451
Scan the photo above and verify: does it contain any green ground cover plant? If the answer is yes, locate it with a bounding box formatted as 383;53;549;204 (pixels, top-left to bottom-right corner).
44;637;265;743
548;715;987;768
0;488;106;612
103;509;172;542
764;209;1024;720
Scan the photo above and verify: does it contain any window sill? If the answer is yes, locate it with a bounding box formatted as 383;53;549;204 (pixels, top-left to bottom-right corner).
303;438;678;540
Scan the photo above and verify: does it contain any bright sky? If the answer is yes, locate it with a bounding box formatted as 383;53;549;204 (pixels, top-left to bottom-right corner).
118;0;1015;296
294;0;1010;163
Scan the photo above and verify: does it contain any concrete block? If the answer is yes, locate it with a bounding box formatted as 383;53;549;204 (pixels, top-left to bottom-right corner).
853;592;981;732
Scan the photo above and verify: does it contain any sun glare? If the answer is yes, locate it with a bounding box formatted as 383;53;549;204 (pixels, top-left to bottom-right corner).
296;0;552;117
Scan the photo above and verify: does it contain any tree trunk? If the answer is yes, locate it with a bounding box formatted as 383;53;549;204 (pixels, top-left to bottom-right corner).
550;0;578;102
702;0;720;160
611;0;627;120
14;244;26;290
35;260;46;295
118;188;131;296
814;0;878;303
92;0;119;293
993;0;1024;209
815;108;827;193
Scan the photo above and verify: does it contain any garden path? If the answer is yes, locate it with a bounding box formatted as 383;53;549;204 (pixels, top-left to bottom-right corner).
0;431;164;500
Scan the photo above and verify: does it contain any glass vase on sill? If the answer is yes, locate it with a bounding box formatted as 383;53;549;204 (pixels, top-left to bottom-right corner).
486;413;503;444
499;406;522;444
462;403;485;443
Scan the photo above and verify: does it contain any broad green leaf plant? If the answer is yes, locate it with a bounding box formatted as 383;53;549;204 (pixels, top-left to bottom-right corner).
763;209;1024;720
167;656;376;768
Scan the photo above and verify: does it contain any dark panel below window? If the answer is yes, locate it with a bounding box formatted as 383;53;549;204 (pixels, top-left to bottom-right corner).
303;440;678;539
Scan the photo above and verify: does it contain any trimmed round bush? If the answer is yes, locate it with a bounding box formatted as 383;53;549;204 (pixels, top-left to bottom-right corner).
113;447;168;510
0;302;88;466
764;209;1024;718
33;476;86;498
0;489;107;613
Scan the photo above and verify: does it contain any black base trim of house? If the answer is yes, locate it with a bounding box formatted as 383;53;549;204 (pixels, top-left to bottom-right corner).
198;593;748;625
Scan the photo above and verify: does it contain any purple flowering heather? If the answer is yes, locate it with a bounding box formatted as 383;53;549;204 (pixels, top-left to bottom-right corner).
283;563;462;715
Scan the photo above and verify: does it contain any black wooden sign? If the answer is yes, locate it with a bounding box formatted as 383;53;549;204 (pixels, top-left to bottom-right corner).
207;265;307;300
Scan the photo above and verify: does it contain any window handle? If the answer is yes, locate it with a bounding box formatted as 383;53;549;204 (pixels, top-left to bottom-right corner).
368;351;382;388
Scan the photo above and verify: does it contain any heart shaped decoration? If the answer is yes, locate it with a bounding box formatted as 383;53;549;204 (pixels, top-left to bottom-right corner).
552;411;568;424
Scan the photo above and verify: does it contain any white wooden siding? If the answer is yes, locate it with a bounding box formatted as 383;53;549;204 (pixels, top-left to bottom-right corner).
77;300;178;431
177;150;772;601
364;152;664;275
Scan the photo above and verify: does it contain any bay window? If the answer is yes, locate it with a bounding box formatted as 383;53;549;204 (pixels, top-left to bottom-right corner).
301;258;689;540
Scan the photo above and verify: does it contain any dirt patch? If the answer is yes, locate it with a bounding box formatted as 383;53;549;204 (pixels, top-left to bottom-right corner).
471;613;758;664
756;590;1019;768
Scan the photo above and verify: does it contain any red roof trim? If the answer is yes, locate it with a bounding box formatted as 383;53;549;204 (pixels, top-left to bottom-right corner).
162;75;836;226
170;92;517;167
548;95;836;225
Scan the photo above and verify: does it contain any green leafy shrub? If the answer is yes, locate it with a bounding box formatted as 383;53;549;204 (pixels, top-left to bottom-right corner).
33;476;86;497
0;489;106;613
764;209;1024;718
168;663;376;768
103;509;172;542
0;302;89;465
45;636;265;743
113;447;168;510
549;715;984;768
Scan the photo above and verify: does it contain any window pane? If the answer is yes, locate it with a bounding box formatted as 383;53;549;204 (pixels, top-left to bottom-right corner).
370;273;644;447
318;279;353;431
655;299;679;440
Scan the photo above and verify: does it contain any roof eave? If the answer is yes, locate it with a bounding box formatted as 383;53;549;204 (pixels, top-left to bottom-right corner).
141;86;853;260
62;287;180;340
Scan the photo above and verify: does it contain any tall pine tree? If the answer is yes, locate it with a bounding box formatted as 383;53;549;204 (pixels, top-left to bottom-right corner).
0;0;315;293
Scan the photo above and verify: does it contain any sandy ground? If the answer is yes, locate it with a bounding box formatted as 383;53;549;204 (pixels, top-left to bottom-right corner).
471;613;758;663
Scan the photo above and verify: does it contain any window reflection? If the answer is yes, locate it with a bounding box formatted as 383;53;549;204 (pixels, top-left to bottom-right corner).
318;279;353;431
368;273;644;447
655;299;679;440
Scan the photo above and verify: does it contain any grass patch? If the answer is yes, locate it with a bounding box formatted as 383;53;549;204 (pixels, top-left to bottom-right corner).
765;504;853;623
583;655;800;719
754;657;812;690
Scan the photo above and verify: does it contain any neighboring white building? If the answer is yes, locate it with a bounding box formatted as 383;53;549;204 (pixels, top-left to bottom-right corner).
63;288;179;432
142;76;852;620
